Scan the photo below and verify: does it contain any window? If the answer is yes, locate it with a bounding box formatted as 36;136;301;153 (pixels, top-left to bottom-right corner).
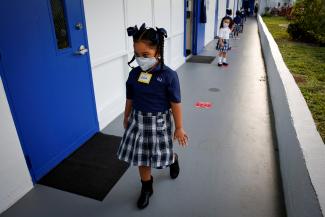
50;0;70;49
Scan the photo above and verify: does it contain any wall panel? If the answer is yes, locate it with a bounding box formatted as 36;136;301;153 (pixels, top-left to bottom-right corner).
0;78;33;213
84;0;127;66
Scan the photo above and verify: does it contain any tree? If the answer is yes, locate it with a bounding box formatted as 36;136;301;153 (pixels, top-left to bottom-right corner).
287;0;325;45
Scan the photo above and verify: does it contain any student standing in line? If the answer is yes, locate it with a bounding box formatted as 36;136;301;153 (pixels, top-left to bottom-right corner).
220;8;234;29
233;11;242;40
117;23;188;209
220;9;234;31
240;8;246;33
216;18;232;67
219;9;234;48
243;0;250;16
254;2;259;16
240;7;247;22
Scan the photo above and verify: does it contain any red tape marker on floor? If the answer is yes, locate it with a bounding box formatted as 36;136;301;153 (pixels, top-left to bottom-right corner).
195;101;213;109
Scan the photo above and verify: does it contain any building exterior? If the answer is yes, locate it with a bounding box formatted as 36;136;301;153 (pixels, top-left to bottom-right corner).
0;0;242;213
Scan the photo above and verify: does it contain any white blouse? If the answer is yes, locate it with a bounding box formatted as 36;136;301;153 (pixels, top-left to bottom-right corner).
218;27;231;40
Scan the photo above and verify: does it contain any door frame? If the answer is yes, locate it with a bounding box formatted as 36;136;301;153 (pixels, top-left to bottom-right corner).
214;0;219;37
183;0;187;57
0;0;99;183
192;0;198;55
192;0;205;55
183;0;197;57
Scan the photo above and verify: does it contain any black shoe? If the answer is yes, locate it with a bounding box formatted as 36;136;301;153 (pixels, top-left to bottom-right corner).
218;63;223;67
223;62;229;66
170;154;180;179
137;176;153;209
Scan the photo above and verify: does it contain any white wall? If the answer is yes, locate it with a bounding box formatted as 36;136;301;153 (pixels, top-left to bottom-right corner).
204;0;217;46
216;0;227;35
84;0;185;130
228;0;235;13
238;0;243;9
233;0;241;14
0;78;33;213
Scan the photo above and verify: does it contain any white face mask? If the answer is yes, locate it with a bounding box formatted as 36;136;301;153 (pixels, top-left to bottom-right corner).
136;57;158;71
223;23;229;28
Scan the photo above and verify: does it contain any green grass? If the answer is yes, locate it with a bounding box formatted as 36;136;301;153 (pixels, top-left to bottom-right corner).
262;16;325;142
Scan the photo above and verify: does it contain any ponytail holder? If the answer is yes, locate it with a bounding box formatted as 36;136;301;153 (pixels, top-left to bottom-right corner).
127;25;138;36
156;27;168;38
127;23;147;37
139;23;146;32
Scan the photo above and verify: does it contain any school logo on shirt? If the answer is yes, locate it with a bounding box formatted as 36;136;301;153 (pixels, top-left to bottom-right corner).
157;77;163;82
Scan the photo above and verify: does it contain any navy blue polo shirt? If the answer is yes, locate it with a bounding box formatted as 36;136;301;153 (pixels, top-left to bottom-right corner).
126;65;181;112
234;16;241;24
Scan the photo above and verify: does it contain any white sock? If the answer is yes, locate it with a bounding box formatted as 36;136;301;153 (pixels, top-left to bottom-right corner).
223;58;227;63
218;56;223;63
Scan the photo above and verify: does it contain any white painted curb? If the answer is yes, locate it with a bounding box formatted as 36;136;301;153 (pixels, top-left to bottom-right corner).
257;15;325;217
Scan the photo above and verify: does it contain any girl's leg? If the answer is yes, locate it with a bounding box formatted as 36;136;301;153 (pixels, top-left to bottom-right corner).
235;31;239;39
218;52;223;66
137;166;153;209
222;52;228;65
222;52;227;58
170;153;180;179
138;166;151;181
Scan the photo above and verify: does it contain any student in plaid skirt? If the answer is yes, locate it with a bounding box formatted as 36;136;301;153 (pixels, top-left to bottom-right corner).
217;17;232;67
233;11;242;40
117;23;188;209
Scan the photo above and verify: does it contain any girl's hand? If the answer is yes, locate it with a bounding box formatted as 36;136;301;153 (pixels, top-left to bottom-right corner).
174;128;188;147
123;117;129;129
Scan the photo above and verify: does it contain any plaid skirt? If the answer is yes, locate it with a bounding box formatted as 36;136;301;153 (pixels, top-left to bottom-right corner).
216;39;230;52
234;24;241;33
117;109;175;168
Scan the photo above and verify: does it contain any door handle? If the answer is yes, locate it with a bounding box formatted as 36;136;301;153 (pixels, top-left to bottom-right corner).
75;45;88;55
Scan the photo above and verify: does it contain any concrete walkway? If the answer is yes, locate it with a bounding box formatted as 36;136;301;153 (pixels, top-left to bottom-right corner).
1;18;286;217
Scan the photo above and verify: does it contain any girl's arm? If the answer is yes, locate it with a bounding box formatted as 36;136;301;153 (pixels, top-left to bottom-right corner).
219;29;224;45
123;99;133;129
171;102;188;146
219;38;224;46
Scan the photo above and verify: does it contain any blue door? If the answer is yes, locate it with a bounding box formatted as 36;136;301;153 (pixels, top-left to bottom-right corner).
193;0;206;54
0;0;99;181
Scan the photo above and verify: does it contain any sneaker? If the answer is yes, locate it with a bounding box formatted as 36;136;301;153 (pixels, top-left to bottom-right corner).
223;62;229;66
218;63;223;67
170;153;180;179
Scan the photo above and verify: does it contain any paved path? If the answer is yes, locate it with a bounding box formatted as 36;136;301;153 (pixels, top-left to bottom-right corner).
1;18;286;217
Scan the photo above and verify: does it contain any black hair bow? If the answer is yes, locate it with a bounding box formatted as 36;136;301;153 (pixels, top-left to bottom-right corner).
127;25;138;36
127;23;146;36
156;27;168;38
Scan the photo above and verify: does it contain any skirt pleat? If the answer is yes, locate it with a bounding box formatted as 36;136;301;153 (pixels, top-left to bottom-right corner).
117;109;175;168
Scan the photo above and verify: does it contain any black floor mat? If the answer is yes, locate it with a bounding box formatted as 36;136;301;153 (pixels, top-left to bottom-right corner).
186;55;215;64
38;132;129;201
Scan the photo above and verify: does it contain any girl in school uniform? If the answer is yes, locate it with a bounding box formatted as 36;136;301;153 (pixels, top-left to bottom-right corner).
233;11;242;40
216;18;232;67
117;23;188;209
